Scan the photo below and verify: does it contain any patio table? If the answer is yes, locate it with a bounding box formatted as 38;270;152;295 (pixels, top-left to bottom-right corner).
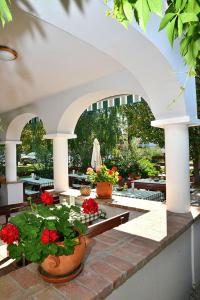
112;188;164;201
134;178;166;193
21;177;54;194
68;173;88;180
68;173;88;187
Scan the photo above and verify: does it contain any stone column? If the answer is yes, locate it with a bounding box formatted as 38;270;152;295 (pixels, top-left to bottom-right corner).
3;140;21;182
45;133;76;192
0;140;23;204
164;124;190;213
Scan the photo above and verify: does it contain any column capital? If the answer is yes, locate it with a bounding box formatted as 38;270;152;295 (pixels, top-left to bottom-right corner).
151;116;200;128
45;133;77;140
0;140;22;145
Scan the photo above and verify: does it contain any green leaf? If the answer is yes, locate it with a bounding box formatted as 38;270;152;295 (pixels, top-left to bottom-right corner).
7;244;23;261
122;0;133;22
180;36;190;56
70;205;81;213
177;17;183;36
48;243;57;255
175;0;181;10
180;12;198;24
180;0;188;11
186;0;200;14
166;16;177;47
46;221;56;230
147;0;162;16
159;13;176;31
135;0;151;30
63;245;74;255
9;213;27;228
73;220;87;235
0;0;12;25
192;39;200;60
175;0;184;10
64;237;79;247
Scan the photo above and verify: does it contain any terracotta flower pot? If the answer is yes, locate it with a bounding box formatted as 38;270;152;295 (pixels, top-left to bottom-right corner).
40;235;90;283
96;182;113;199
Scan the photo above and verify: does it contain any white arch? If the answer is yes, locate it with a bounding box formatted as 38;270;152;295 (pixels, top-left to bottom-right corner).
22;0;197;121
6;113;38;141
58;90;141;134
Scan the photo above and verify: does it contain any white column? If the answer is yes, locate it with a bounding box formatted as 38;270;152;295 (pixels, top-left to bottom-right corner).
165;124;190;213
4;141;21;182
45;133;76;192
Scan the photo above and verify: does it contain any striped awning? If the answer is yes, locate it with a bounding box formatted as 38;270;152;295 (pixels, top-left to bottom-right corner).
87;95;141;112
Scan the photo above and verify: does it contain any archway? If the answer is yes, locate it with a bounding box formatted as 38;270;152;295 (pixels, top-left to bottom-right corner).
56;88;191;213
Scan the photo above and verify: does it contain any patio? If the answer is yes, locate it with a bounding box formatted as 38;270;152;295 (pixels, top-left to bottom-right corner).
0;194;200;299
0;1;199;299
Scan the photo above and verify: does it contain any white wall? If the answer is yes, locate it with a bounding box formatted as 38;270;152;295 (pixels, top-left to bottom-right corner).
107;223;200;300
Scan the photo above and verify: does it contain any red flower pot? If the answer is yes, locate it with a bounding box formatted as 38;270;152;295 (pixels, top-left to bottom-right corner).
96;182;113;199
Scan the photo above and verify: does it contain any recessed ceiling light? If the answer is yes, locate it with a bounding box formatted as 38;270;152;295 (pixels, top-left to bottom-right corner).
0;46;17;61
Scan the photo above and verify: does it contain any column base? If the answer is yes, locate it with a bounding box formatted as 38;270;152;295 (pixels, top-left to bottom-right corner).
0;182;24;205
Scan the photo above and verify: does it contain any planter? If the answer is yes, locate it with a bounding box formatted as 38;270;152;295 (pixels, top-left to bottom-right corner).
39;235;90;283
80;185;91;196
96;182;113;199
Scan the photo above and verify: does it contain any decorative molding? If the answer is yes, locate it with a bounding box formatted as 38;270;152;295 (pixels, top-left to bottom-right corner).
151;116;200;128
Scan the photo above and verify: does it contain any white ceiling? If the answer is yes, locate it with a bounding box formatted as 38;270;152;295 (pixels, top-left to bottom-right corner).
0;5;123;114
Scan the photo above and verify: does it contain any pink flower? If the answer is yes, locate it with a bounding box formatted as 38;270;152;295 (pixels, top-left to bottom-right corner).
87;167;93;173
96;167;101;173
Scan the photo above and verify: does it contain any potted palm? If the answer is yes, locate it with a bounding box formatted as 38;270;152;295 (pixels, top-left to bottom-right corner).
87;165;119;198
0;192;99;283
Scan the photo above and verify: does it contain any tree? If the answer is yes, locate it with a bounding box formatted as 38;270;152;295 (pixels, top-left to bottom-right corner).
19;118;53;177
120;99;165;147
68;108;121;171
1;1;199;69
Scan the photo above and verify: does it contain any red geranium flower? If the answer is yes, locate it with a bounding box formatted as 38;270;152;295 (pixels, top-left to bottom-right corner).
108;170;113;175
41;192;53;205
82;198;98;214
0;223;19;244
41;228;59;244
49;230;59;242
111;166;118;171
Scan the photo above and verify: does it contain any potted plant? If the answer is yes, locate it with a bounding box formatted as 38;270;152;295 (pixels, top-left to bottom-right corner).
87;165;119;198
0;192;99;283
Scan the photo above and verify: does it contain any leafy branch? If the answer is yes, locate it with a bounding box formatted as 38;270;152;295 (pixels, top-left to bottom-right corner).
105;0;200;69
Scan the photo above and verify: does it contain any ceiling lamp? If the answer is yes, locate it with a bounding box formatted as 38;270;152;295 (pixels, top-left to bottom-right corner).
0;46;17;61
